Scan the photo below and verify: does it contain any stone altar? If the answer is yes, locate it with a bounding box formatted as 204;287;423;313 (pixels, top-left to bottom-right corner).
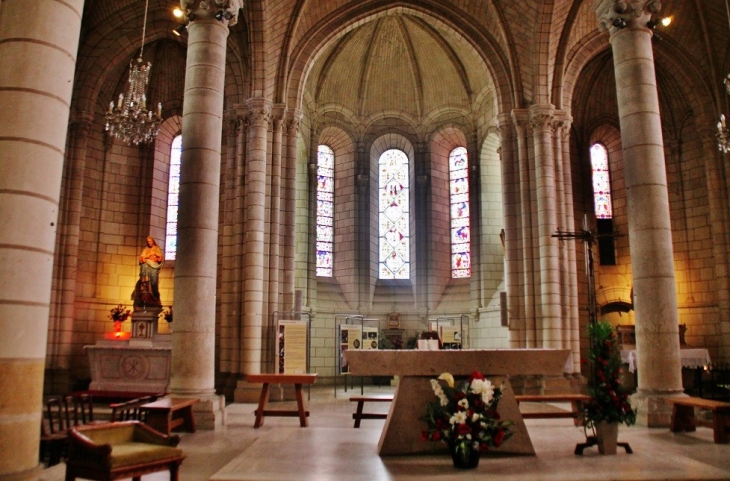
343;349;571;456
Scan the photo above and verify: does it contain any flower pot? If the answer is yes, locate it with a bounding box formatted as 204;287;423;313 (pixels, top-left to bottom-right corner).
595;421;619;455
113;320;122;333
450;443;480;469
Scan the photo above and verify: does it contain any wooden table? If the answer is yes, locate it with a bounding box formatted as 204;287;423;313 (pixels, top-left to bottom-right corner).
139;397;199;435
343;349;570;456
246;373;318;428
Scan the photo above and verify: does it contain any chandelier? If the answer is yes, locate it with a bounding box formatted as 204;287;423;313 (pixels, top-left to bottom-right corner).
105;0;163;145
717;0;730;153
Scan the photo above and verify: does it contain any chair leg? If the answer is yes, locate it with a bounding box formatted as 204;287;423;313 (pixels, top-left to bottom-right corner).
170;461;181;481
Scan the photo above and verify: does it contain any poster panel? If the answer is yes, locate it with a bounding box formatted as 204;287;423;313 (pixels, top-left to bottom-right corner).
277;319;308;373
439;326;462;350
362;326;379;350
339;324;362;374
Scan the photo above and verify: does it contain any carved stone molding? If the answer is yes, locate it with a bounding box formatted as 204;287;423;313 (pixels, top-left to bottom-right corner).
594;0;660;33
180;0;244;26
529;105;554;134
245;98;272;126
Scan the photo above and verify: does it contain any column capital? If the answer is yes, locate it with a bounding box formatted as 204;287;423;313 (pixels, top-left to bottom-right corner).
594;0;661;34
285;108;303;135
497;113;513;141
529;104;555;133
245;98;272;125
181;0;244;26
272;104;286;130
511;109;529;136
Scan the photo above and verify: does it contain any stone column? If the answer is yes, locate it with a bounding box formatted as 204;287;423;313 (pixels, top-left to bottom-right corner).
513;110;536;346
268;106;285;319
282;110;302;312
595;0;683;426
49;114;92;393
498;114;523;348
239;97;271;383
0;0;84;478
172;0;243;427
530;105;562;348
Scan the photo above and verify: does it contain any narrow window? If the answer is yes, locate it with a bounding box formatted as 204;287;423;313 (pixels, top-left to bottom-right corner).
379;149;410;279
590;143;616;266
449;147;471;278
165;135;181;260
316;145;334;277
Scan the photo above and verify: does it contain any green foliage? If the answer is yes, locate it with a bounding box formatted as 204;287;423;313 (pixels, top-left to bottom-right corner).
581;320;637;429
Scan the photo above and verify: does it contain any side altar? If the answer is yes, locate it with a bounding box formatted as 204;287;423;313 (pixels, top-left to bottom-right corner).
343;349;570;456
85;309;171;394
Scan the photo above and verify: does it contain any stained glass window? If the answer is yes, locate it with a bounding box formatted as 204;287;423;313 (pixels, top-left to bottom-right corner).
449;147;471;278
316;145;334;277
379;149;410;279
165;135;181;260
590;143;613;219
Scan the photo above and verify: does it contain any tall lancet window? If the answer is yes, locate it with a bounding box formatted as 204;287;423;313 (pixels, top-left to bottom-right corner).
165;135;182;260
379;149;410;279
316;145;335;277
590;143;616;265
449;147;471;278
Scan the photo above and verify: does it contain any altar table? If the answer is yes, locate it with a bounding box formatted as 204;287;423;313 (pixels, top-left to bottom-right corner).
621;348;711;373
343;349;570;456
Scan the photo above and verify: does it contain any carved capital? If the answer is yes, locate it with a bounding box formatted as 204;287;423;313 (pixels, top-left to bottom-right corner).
529;105;554;134
511;109;529;137
285;108;303;135
245;98;272;125
594;0;660;34
180;0;244;26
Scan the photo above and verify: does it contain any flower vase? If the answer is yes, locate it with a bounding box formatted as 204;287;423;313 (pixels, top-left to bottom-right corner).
450;443;480;469
595;421;618;455
113;320;122;332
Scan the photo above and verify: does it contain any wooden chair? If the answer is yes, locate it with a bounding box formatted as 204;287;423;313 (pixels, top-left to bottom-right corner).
40;398;68;466
110;396;157;422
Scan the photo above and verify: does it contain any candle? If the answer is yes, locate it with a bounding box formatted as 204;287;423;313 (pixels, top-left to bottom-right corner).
157;102;162;117
722;114;727;127
109;101;114;113
118;93;124;109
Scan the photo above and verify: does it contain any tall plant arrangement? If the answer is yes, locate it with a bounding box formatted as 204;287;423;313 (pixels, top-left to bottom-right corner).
581;320;636;430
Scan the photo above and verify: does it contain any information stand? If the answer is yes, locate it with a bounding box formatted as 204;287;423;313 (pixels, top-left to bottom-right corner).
272;310;311;399
333;314;380;397
427;315;469;349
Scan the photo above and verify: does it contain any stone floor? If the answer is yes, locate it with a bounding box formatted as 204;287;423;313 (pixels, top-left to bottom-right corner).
44;385;730;481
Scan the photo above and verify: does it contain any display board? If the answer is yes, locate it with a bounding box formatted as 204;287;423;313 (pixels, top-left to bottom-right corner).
339;324;362;374
362;326;379;350
277;319;308;373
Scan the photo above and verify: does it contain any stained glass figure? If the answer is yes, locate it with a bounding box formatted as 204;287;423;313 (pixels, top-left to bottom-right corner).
316;145;335;276
379;149;410;279
449;147;471;278
165;135;182;260
590;143;613;219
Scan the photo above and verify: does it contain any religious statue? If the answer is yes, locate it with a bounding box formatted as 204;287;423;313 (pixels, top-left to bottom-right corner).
131;235;163;309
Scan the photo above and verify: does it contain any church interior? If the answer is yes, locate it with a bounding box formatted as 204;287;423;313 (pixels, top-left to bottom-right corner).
2;0;730;479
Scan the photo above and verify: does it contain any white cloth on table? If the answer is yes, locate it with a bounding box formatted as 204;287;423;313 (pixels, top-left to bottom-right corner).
621;348;711;373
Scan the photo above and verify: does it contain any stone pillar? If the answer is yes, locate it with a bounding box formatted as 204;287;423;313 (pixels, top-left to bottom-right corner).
0;0;84;478
268;106;285;319
282;110;302;312
172;0;243;427
49;114;92;393
234;97;271;401
530;105;562;348
498;114;523;348
595;0;683;426
513;110;536;347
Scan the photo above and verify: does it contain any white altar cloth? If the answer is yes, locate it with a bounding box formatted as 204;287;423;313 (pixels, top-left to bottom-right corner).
621;348;711;373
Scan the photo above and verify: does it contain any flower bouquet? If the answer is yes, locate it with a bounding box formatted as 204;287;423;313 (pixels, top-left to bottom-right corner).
108;304;131;323
160;306;173;323
421;371;513;468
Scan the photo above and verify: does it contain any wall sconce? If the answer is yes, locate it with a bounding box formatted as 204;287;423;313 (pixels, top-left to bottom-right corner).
172;24;187;36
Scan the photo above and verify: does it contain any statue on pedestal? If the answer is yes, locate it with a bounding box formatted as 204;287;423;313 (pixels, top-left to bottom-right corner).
132;235;163;310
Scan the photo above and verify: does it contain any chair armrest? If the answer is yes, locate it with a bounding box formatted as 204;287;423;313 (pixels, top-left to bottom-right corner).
133;421;181;447
67;427;113;463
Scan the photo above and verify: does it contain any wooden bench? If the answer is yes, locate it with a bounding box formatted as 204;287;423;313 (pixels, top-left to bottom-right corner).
139;397;199;435
246;373;318;428
666;396;730;444
349;394;393;428
515;394;592;425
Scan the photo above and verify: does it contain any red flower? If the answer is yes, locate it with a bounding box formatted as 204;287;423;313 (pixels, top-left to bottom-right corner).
421;431;429;441
457;423;471;435
432;431;441;441
494;428;505;447
469;371;485;382
479;443;490;453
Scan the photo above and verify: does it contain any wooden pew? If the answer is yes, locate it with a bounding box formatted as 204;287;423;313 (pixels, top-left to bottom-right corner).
246;373;318;428
666;396;730;444
349;394;393;428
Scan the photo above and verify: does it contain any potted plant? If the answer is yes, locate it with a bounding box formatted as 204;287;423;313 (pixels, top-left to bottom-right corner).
580;319;637;454
421;371;513;469
108;304;131;332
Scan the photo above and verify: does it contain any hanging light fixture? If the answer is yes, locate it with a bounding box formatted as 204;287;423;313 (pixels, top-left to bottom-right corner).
717;0;730;153
105;0;163;145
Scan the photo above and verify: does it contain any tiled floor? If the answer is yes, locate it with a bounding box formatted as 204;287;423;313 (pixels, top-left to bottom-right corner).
44;385;730;481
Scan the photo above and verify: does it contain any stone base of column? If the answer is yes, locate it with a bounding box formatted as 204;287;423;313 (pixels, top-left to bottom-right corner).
234;380;264;403
190;394;226;430
630;390;685;427
0;464;43;481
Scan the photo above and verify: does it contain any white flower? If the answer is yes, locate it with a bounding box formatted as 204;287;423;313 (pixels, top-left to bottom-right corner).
439;395;449;406
450;411;468;425
471;378;495;404
472;413;480;423
458;398;469;409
